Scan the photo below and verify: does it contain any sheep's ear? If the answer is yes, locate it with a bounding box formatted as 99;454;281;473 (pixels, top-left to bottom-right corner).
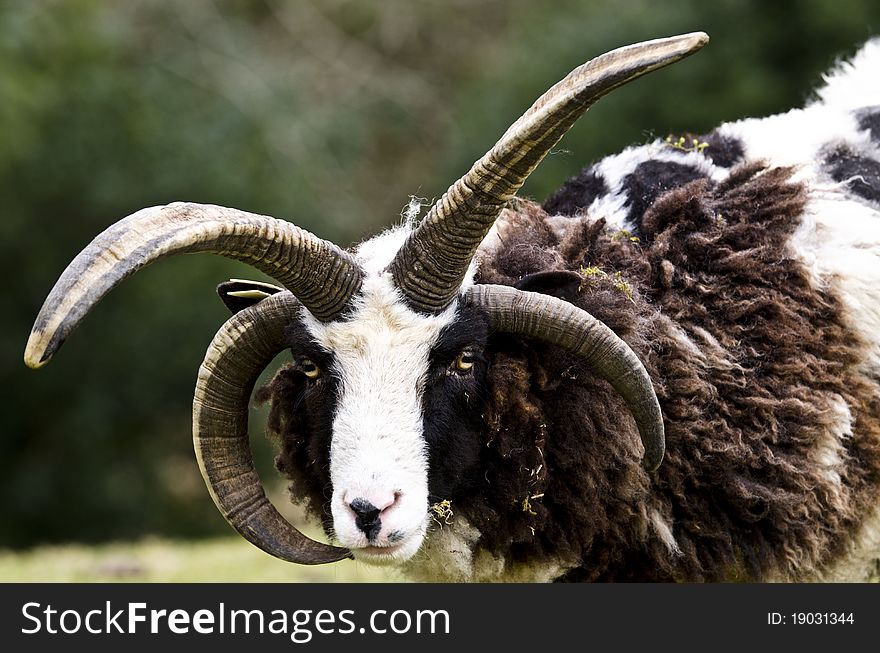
514;270;584;300
217;279;284;314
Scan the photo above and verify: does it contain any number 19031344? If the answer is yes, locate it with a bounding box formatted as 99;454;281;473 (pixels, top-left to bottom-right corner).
768;613;855;625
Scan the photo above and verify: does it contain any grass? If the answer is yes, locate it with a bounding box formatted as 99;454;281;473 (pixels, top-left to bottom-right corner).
0;483;406;582
0;537;402;583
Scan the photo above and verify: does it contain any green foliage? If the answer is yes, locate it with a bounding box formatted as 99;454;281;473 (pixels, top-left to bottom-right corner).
2;0;879;548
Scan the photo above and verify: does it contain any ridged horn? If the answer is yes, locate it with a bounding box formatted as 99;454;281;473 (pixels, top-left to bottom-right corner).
24;202;362;369
390;32;709;314
194;290;350;564
466;284;664;470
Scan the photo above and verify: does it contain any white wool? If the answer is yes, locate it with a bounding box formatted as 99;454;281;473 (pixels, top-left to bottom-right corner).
400;195;429;226
649;509;682;556
718;39;878;186
811;395;852;506
813;37;880;109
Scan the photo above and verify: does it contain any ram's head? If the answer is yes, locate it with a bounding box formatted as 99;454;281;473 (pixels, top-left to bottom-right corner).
24;34;706;565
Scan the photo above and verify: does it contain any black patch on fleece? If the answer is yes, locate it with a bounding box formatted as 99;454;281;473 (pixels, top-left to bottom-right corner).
856;106;880;143
622;160;707;230
543;166;607;216
825;145;880;202
697;130;745;168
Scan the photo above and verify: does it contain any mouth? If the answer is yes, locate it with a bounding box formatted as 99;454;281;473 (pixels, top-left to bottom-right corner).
349;530;423;564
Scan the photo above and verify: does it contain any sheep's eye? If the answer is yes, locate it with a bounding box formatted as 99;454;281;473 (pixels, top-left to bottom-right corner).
301;358;322;380
453;350;476;373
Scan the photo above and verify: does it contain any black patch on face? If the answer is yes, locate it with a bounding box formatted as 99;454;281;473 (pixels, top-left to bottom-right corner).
386;530;405;544
542;166;608;217
421;304;491;505
856;106;880;143
623;160;708;230
825;145;880;203
697;130;745;168
285;325;335;373
256;322;340;533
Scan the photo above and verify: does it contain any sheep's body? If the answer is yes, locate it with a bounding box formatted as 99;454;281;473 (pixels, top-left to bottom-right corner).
262;39;880;581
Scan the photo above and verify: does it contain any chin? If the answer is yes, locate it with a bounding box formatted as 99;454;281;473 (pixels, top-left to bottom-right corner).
349;531;425;566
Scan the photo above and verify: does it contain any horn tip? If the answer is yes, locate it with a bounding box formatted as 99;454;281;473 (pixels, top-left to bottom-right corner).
662;31;709;56
641;441;666;472
24;332;52;369
688;31;710;49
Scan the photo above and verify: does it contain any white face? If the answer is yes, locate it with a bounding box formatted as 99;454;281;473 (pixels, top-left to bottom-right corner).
300;228;466;563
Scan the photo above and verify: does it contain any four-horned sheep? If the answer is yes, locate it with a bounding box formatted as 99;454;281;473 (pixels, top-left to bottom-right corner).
25;32;880;582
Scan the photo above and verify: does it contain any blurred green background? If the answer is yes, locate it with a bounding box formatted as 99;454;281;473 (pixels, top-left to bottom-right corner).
1;0;878;577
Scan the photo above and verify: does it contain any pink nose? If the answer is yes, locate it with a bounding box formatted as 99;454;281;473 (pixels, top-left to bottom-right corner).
343;491;401;540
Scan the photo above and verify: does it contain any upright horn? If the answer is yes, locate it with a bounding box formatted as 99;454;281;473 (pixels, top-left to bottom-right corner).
389;32;708;314
24;202;362;369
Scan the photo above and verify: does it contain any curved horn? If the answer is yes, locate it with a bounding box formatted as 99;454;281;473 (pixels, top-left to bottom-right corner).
24;202;362;369
390;32;709;314
194;290;350;564
466;284;664;471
